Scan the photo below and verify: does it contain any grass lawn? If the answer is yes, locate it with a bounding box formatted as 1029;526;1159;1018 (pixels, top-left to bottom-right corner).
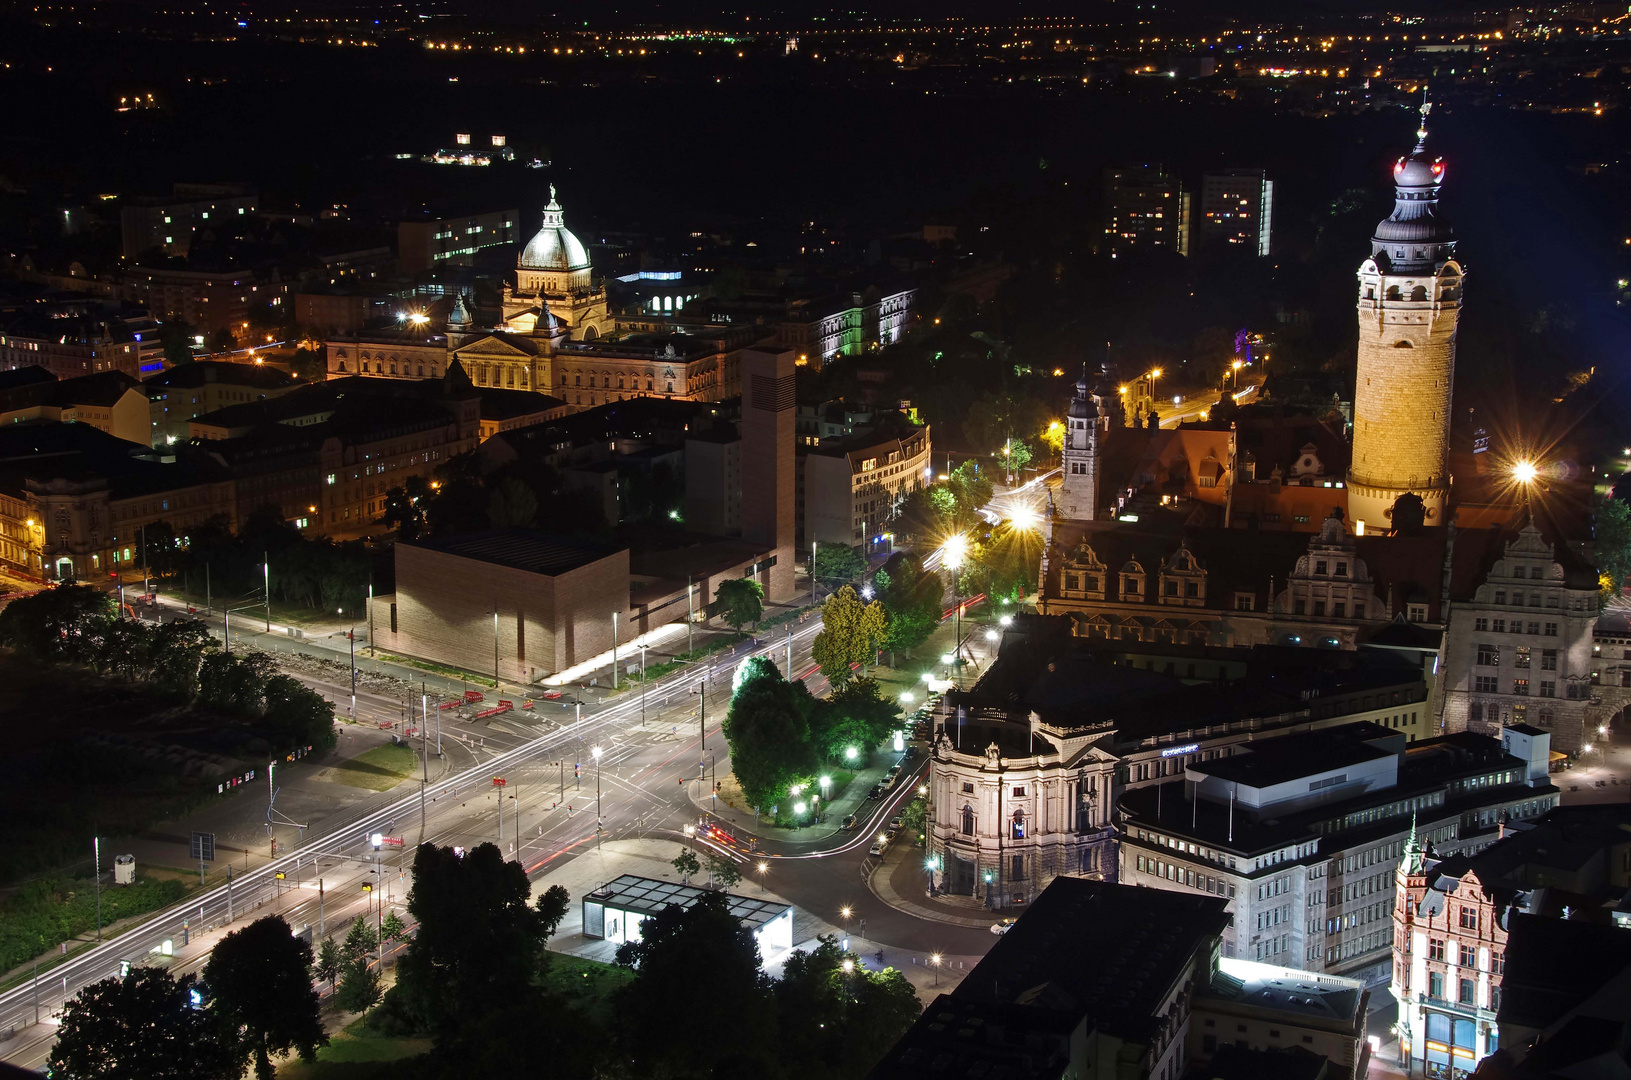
540;951;634;1028
377;653;497;688
327;744;419;792
278;1016;431;1078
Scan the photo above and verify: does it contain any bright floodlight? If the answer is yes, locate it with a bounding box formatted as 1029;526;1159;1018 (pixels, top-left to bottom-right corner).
1513;460;1539;484
900;692;915;704
845;746;859;760
370;833;383;848
841;906;852;919
820;775;831;790
1009;506;1039;531
758;861;768;874
591;745;602;761
842;959;855;973
942;533;968;570
985;629;999;642
1150;367;1162;378
999;614;1014;627
941;653;955;665
795;801;807;814
408;312;429;325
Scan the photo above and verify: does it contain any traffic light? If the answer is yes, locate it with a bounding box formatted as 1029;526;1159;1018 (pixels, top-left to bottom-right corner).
574;762;581;778
274;871;286;880
362;883;372;893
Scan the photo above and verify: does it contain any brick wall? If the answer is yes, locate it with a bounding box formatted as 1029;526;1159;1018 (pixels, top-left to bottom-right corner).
1349;270;1459;527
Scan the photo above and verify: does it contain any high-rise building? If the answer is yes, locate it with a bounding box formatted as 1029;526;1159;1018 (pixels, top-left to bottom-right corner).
740;347;796;599
1103;165;1190;257
397;208;519;274
1200;168;1274;255
1349;106;1461;530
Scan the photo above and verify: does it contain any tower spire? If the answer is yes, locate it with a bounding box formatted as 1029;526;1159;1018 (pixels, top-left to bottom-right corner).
1417;90;1431;147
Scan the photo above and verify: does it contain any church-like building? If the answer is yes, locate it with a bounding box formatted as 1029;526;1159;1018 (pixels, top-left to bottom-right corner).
327;186;753;409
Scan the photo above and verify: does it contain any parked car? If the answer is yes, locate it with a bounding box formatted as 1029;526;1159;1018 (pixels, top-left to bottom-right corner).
841;814;858;830
990;918;1016;935
886;764;903;779
866;785;882;800
882;829;897;843
868;837;889;856
888;816;904;831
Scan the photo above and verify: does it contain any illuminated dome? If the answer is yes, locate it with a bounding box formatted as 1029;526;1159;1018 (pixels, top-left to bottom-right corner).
519;186;590;275
1370;104;1454;272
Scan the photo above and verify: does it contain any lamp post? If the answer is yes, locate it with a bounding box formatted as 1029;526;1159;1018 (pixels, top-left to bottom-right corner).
370;832;383;963
263;552;271;632
592;745;603;839
610;612;619;689
757;860;769;893
686;577;694;655
639;644;648;727
931;952;942;987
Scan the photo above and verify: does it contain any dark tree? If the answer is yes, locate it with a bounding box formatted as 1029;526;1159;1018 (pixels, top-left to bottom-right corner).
813;543;865;585
335;955;380;1013
203;915;326;1079
48;968;242;1080
613;891;776;1076
775;935;922;1080
0;584;112;664
394;843;547;1032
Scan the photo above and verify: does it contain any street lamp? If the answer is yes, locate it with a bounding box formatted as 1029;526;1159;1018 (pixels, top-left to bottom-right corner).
999;614;1013;627
845;746;859;762
930;952;942;987
900;692;915;706
757;860;769;893
591;746;603;837
984;629;999;642
842;958;854;973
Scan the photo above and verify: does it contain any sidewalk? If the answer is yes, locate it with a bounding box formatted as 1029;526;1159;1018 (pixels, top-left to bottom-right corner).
869;844;994;929
689;751;907;845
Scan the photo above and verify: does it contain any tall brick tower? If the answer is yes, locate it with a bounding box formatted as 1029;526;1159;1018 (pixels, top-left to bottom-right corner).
1349;102;1463;531
741;347;796;599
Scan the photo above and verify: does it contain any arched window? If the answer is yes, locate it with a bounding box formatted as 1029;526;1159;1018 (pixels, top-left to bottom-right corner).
961;805;976;836
1012;809;1026;840
1410;285;1428;302
338;361;347;372
663;296;673;312
1385;286;1401;301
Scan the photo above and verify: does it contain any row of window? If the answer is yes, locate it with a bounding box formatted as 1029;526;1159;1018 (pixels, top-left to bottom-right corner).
1475;618;1560;635
1135;854;1238;898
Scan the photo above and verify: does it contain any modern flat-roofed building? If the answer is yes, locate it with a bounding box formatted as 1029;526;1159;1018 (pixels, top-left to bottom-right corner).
373;530;630;683
1104;165;1190;257
580;874;793;954
1200;169;1274;256
120;183;258;260
397;208;520;274
1119;721;1558;983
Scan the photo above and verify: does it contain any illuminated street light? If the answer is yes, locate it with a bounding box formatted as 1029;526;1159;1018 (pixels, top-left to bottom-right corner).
941;653;955;666
842;959;855;973
900;691;915;705
1008;506;1039;531
1512;460;1539;485
845;746;859;761
985;629;999;642
999;614;1014;627
942;533;968;570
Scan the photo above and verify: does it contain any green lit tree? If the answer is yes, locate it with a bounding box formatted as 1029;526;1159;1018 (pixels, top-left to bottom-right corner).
715;577;765;631
811;585;888;686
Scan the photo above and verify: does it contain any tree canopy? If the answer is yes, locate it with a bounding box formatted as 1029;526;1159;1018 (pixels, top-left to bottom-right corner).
613;891;776;1077
393;843;554;1033
722;656;820;811
811;585;888;686
203;915;326;1079
49;968;243;1080
813;543;865;585
876;554;946;661
775;936;924;1080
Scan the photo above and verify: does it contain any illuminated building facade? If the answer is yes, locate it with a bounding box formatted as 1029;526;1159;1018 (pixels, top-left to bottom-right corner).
1056;366;1105;521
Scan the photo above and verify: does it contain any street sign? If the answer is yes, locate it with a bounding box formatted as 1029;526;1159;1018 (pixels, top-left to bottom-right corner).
492;776;507;787
189;832;215;862
379;837;405;847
